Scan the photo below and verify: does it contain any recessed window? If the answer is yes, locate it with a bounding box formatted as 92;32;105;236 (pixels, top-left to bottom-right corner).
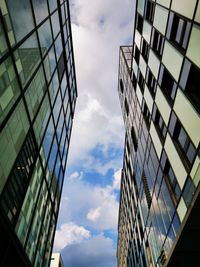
145;0;155;24
125;98;129;116
134;44;140;65
132;72;137;91
152;104;167;143
151;28;164;58
141;38;149;62
142;100;150;129
136;13;143;34
138;70;145;93
158;64;177;104
161;151;181;206
183;177;195;207
169;112;196;168
120;79;124;94
146;67;156;97
131;126;138;151
180;58;200;113
166;12;191;51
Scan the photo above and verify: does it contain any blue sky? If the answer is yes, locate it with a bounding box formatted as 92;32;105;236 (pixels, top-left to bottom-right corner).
53;0;134;266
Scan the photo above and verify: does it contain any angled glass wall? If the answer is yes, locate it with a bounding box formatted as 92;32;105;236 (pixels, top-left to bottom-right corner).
0;1;77;266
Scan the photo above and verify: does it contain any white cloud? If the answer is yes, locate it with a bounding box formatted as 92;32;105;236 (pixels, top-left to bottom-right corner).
112;169;122;190
61;234;116;267
54;222;91;251
68;171;83;180
66;0;133;168
57;171;119;231
86;207;101;222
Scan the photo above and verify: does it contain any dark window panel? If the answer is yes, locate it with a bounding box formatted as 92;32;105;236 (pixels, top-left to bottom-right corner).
125;98;129;116
138;71;145;93
141;38;149;62
180;59;200;113
166;12;191;52
145;0;155;24
169;112;196;169
120;79;124;94
183;177;196;207
151;28;164;58
136;13;143;34
146;67;156;98
134;44;140;65
152;104;167;143
131;126;138;151
158;64;177;104
142;100;150;129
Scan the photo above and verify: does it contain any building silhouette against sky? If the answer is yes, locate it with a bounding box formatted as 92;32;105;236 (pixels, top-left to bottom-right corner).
0;0;77;266
117;0;200;266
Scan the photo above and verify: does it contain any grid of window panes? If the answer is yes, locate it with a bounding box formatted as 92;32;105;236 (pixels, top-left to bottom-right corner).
117;0;200;266
0;0;77;266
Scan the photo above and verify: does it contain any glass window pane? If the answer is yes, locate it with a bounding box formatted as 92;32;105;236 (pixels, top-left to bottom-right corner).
14;33;41;87
32;0;49;24
55;34;63;60
48;0;57;13
0;56;20;124
0;21;8;57
51;11;60;39
6;0;34;44
33;93;51;145
38;19;53;51
0;100;29;191
25;65;46;120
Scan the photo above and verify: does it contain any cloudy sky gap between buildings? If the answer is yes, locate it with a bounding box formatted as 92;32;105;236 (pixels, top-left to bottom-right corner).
54;1;135;266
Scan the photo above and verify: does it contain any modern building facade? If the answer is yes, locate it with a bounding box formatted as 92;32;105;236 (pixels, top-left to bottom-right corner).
50;253;64;267
117;1;200;266
0;0;77;266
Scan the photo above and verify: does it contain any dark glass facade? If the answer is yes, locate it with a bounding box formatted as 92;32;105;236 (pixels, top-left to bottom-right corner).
117;1;200;266
0;0;77;266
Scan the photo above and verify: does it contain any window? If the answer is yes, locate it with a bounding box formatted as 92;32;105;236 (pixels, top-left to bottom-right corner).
0;130;37;225
151;28;164;58
180;58;200;113
146;67;156;97
152;104;167;143
136;13;143;34
120;79;124;93
142;100;150;129
131;126;138;151
125;98;129;116
166;12;191;51
158;64;177;104
134;44;140;65
161;151;181;207
141;38;149;62
138;70;145;93
132;71;137;90
169;112;196;169
142;172;152;209
145;0;155;24
58;52;65;80
182;177;195;207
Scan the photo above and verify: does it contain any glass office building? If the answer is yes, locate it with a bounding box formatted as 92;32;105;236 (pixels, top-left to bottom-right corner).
0;0;77;266
117;1;200;266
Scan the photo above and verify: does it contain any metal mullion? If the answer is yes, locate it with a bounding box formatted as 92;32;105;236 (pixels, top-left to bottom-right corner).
65;0;78;97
